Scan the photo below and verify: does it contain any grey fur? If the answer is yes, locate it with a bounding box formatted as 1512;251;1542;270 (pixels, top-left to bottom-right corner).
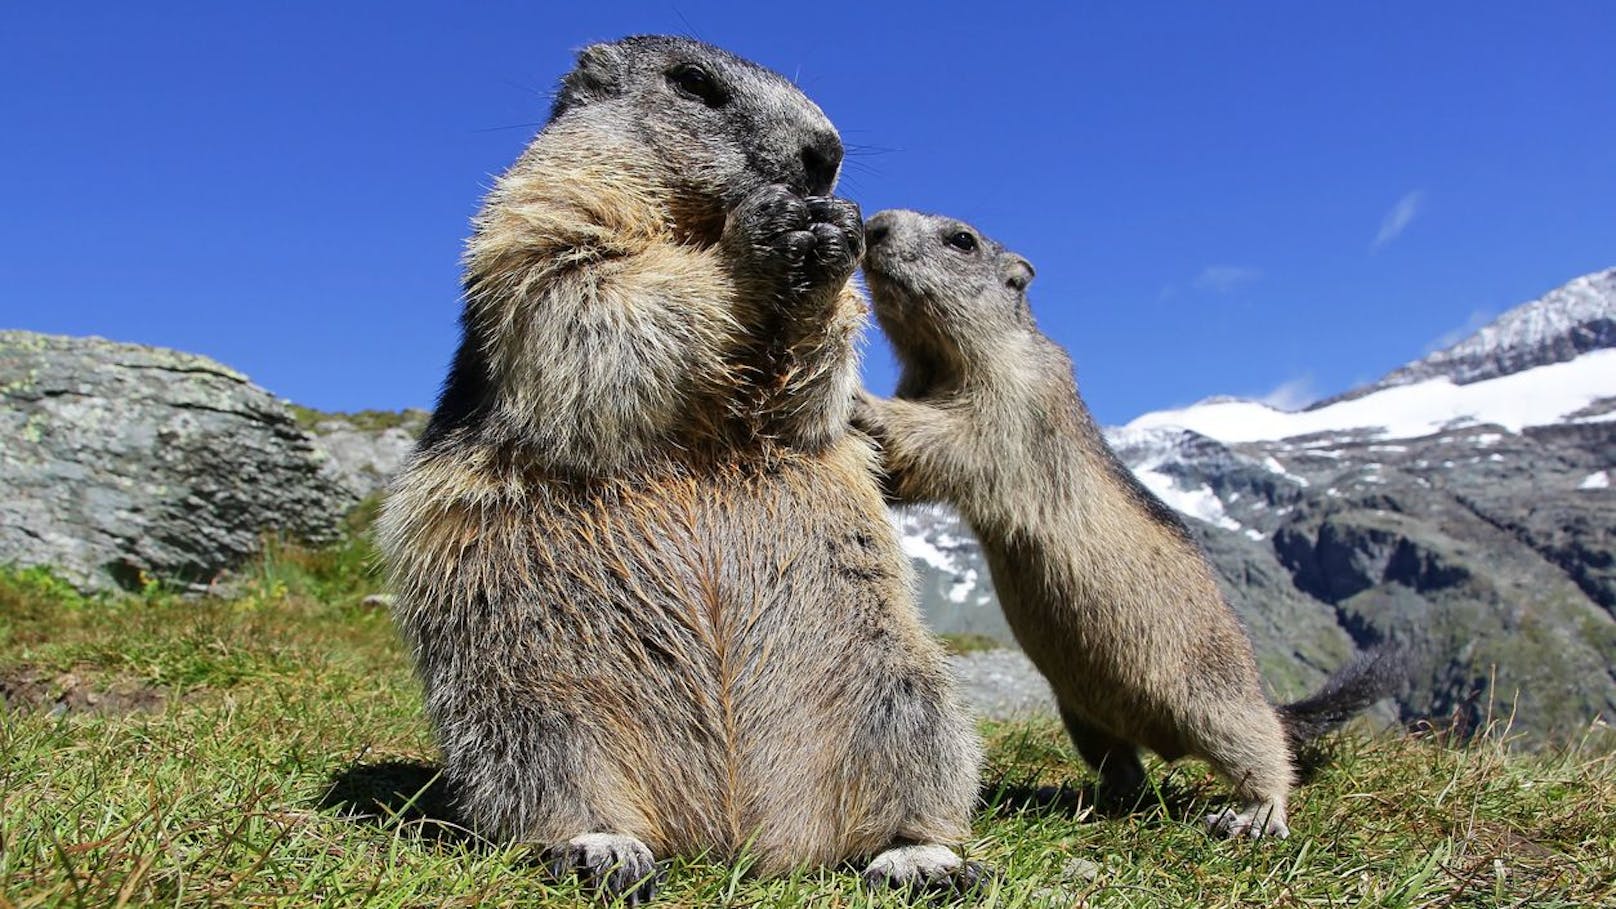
549;35;843;207
855;209;1398;840
377;42;979;901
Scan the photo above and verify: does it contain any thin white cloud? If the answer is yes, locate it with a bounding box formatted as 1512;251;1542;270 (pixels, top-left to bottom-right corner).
1372;190;1424;251
1258;375;1317;412
1193;265;1262;293
1424;308;1496;354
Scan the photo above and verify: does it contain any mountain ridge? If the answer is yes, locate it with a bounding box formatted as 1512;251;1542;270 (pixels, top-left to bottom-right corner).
1317;265;1616;406
1123;266;1616;446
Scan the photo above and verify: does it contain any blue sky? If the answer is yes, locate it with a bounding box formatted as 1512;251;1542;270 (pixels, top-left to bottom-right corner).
3;3;1613;424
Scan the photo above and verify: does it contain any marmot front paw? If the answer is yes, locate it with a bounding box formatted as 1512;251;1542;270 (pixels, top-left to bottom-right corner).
544;833;662;905
862;844;989;897
724;184;863;301
849;389;887;438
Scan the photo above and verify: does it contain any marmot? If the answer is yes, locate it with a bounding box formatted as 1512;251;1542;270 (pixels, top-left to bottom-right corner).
377;40;981;902
853;209;1397;839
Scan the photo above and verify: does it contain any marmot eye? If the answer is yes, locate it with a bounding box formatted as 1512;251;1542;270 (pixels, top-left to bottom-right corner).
945;231;978;253
667;65;728;107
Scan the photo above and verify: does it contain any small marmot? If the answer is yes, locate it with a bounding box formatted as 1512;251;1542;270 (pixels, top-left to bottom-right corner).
853;209;1397;839
378;42;980;902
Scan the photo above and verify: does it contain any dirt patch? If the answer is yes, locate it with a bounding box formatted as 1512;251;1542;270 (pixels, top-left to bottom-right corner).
0;664;167;715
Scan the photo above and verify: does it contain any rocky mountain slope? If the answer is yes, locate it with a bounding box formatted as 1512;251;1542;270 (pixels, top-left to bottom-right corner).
901;267;1616;741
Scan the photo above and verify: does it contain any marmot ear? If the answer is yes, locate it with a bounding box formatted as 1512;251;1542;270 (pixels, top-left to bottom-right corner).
1004;255;1035;292
551;43;628;120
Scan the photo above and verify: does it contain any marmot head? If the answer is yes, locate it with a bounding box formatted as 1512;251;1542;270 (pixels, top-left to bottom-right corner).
862;209;1037;388
550;36;844;211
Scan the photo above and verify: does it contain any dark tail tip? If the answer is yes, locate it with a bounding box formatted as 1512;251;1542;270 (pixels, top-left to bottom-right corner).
1279;644;1406;747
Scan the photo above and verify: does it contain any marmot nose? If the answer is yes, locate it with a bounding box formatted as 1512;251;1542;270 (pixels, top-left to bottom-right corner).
800;131;843;196
864;212;893;248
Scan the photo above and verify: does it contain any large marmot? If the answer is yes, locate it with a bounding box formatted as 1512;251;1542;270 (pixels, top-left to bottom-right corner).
854;209;1398;839
378;40;981;902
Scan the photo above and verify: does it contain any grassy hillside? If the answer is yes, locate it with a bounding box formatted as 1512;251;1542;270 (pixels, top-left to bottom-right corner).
2;530;1612;908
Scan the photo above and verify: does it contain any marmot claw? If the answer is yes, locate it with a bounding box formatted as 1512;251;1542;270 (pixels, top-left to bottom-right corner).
545;833;662;905
862;844;989;898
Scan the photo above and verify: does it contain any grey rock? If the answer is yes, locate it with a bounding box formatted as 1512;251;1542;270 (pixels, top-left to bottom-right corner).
895;506;1014;645
1189;520;1357;699
0;331;354;591
1059;858;1101;883
1251;424;1616;740
306;414;424;500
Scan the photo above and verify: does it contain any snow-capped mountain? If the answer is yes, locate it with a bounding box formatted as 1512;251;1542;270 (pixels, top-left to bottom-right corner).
900;266;1616;741
1369;266;1616;390
1123;267;1616;444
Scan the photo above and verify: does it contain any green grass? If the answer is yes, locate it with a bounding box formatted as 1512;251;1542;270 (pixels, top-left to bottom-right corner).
2;538;1613;908
286;405;429;435
937;633;1005;656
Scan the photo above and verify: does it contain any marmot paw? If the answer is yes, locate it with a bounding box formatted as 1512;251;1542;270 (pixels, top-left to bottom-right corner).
849;389;888;437
801;195;864;288
544;833;663;905
724;184;862;300
862;844;989;898
1206;802;1291;840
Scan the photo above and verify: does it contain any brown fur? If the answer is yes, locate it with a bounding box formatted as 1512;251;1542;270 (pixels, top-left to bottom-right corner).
378;40;979;889
855;209;1391;838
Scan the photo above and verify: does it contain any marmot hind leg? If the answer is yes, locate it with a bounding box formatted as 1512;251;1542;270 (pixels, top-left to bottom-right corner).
863;844;987;896
427;681;662;897
1058;704;1148;807
1183;699;1296;839
846;666;984;891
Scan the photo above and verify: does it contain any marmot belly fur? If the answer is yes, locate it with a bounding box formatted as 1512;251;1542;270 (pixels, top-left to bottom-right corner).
378;41;980;900
854;209;1398;839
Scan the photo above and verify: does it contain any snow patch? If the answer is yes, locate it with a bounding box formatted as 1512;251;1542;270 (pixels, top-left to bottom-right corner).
1262;456;1310;487
900;532;955;573
1579;471;1610;490
1131;466;1241;531
947;569;980;603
